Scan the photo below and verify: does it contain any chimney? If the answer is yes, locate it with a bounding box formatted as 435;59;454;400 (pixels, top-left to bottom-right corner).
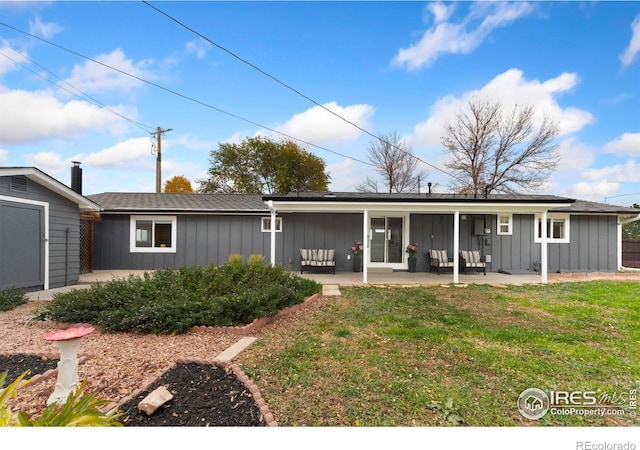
71;161;83;195
427;182;432;196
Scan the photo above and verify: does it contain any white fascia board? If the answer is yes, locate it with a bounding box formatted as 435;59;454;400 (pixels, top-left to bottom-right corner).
1;167;100;212
268;200;573;214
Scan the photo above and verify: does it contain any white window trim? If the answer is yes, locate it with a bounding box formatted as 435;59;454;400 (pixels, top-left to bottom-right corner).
130;215;177;253
534;213;570;243
261;216;282;232
496;214;513;236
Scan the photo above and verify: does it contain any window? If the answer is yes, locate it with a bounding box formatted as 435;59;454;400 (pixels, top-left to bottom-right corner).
534;214;570;243
496;214;512;235
261;216;282;232
130;216;177;253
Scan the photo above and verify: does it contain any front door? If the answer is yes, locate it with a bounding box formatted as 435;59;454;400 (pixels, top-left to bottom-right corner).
370;216;404;267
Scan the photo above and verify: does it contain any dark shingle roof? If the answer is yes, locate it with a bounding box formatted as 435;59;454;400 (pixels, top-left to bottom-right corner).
550;199;640;215
87;192;268;213
87;191;640;216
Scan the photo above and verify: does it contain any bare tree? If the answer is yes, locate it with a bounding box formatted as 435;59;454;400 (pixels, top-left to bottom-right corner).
441;96;560;194
355;131;425;193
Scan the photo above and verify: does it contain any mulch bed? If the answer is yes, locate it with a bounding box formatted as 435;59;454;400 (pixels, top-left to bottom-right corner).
0;354;59;387
1;356;266;427
117;361;265;427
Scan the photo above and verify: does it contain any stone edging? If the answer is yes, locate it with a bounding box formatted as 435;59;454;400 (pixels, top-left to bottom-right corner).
104;358;278;427
0;350;91;387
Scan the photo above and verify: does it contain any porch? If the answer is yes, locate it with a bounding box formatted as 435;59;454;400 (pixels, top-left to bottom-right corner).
298;269;542;286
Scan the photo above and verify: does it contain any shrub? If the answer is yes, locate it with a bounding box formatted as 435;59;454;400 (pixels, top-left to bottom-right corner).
34;263;322;334
0;288;28;312
0;371;121;427
228;254;244;265
248;254;264;264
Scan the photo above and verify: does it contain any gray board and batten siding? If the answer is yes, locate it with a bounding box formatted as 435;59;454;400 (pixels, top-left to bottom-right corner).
88;192;632;274
0;174;80;291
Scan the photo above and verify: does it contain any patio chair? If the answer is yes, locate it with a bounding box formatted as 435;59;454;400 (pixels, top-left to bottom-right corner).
459;250;486;275
428;249;455;274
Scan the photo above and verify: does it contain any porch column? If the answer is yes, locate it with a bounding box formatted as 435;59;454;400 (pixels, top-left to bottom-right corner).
617;219;623;270
268;201;276;267
453;211;460;284
363;209;369;284
541;210;548;284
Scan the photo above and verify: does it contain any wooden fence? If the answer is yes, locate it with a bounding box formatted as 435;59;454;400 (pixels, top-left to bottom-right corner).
622;239;640;268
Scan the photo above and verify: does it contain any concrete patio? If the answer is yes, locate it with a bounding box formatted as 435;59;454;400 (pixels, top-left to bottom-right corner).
25;267;640;302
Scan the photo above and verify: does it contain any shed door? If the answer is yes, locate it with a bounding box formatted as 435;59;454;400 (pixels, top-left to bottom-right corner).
0;201;45;290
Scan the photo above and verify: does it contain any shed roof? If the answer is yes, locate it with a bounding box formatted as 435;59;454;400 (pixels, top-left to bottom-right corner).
0;167;100;211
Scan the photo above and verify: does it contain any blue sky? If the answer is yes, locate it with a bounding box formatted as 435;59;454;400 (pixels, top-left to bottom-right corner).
0;1;639;207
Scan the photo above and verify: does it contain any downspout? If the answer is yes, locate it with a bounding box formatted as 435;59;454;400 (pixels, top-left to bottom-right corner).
267;201;276;267
65;227;70;286
619;213;640;270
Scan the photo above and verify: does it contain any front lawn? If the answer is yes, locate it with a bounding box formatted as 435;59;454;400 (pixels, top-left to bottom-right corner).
237;281;639;426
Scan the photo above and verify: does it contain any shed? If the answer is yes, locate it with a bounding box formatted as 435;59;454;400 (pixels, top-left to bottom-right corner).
0;167;100;291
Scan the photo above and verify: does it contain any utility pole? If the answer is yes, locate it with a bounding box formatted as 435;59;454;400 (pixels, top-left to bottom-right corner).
152;127;173;193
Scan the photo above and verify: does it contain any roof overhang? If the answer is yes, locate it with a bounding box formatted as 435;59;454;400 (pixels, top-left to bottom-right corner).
0;167;101;212
266;199;574;214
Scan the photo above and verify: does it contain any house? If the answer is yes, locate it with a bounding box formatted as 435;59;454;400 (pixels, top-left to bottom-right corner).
0;166;100;291
86;189;640;285
3;165;638;292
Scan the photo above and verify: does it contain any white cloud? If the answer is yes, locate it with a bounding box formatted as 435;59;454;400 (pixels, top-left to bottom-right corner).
582;160;640;183
22;151;69;175
169;134;213;153
64;48;153;94
604;133;640;157
410;69;593;147
82;137;156;168
267;101;375;146
326;158;359;192
429;2;455;24
0;43;28;75
620;15;640;67
555;137;596;172
0;88;124;145
393;2;535;70
29;17;62;39
565;180;620;202
186;38;209;59
0;149;7;164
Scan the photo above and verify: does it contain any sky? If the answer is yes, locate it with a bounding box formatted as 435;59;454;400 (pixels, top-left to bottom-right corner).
0;1;639;208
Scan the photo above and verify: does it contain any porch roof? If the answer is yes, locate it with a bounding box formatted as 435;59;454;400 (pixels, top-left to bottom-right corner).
264;192;576;214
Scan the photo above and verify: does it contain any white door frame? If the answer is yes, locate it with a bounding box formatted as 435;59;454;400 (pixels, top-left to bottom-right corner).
367;212;410;270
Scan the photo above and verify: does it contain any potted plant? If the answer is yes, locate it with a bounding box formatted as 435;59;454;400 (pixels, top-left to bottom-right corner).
350;241;364;272
406;243;419;272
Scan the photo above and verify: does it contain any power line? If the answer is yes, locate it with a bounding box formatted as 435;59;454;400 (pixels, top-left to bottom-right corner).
0;42;155;134
0;20;374;168
142;0;459;181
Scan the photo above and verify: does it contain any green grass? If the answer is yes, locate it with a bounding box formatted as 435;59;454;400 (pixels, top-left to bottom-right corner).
237;281;640;426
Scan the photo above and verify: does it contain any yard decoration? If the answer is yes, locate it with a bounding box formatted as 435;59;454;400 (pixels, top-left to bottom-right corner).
43;326;95;406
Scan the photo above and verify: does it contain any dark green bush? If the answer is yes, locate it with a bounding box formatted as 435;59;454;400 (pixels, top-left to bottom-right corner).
35;262;321;334
0;287;28;312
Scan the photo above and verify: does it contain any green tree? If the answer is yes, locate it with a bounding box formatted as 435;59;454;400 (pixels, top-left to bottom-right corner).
164;175;194;193
198;136;330;194
622;203;640;239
